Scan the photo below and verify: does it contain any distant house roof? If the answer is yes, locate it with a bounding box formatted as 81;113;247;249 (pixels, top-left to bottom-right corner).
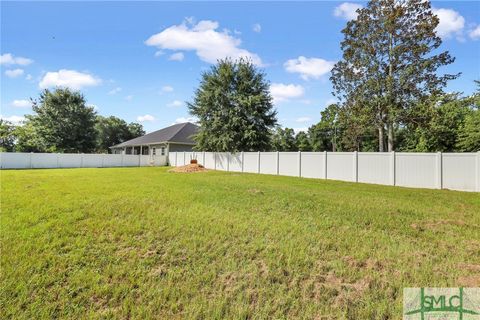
110;122;198;148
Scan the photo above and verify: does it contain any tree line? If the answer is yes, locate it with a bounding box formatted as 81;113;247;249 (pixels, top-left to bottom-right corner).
0;88;145;153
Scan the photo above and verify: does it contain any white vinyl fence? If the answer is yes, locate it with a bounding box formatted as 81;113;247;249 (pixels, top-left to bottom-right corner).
170;151;480;192
0;152;167;169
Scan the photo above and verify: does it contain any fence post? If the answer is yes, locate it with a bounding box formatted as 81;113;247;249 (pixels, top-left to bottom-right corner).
184;151;186;165
214;152;217;170
102;154;105;168
437;152;443;189
353;151;358;182
276;151;280;175
476;152;480;192
202;152;205;167
80;153;84;168
56;153;59;168
298;151;302;177
241;151;244;173
257;151;261;174
121;153;124;167
227;153;230;171
138;154;141;167
390;151;396;186
324;151;328;179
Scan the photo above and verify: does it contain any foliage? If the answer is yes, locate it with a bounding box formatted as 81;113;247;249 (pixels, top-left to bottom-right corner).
188;58;277;152
308;104;341;151
95;116;145;153
331;0;458;151
0;120;16;152
271;127;297;151
295;131;311;151
2;168;479;318
17;88;97;153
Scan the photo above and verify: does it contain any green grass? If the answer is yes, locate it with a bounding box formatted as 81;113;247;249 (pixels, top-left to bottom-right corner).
1;167;479;319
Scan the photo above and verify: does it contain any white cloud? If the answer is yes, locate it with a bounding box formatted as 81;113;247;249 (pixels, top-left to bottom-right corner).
145;19;262;65
284;56;335;80
253;23;262;33
169;52;184;61
5;68;24;78
39;69;101;90
154;50;165;57
0;115;25;125
173;117;196;124
334;2;362;20
137;114;156;122
168;100;183;107
25;74;33;80
293;127;308;134
11;99;31;108
270;83;305;104
161;85;174;93
0;53;33;66
125;95;133;101
108;87;122;95
469;25;480;40
433;8;465;40
296;117;311;123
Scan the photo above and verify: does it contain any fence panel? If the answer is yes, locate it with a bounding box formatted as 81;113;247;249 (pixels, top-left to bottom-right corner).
259;152;277;175
279;152;299;177
327;152;355;182
357;152;391;185
243;152;259;173
215;153;229;171
442;153;476;191
300;152;325;179
229;153;243;172
1;153;31;169
31;153;58;168
83;154;105;167
395;153;438;188
203;152;216;169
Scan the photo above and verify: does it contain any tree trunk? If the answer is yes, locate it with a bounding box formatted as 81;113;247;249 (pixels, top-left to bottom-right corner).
387;122;394;152
378;126;385;152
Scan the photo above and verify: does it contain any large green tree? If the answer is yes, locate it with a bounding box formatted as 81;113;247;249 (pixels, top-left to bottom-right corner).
331;0;458;151
18;88;97;153
95;116;145;153
308;104;341;151
188;58;277;152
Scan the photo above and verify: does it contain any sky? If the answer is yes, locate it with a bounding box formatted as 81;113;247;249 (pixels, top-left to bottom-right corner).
1;1;480;133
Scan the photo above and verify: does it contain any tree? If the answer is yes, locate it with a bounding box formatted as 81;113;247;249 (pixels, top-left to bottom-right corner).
271;127;297;151
95;116;145;153
457;83;480;151
188;58;277;152
308;104;340;151
0;120;16;152
20;88;97;153
397;93;472;152
295;131;311;151
331;0;458;151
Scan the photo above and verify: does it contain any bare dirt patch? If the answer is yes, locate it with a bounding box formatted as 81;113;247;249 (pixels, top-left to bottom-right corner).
248;188;264;195
168;163;208;173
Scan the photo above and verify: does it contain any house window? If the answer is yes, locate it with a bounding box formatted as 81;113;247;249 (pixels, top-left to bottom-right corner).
161;147;165;156
152;147;156;155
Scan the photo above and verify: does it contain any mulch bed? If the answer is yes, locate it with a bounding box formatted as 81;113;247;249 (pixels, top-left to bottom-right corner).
168;163;209;173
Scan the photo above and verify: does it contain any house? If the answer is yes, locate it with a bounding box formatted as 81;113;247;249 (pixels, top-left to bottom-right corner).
110;122;198;157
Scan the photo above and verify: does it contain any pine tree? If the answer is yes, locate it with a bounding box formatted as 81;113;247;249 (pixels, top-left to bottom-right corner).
188;58;277;152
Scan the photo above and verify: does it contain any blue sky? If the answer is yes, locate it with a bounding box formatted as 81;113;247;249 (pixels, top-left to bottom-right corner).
1;1;480;133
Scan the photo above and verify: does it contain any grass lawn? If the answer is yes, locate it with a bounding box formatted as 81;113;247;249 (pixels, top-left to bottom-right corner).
1;167;479;319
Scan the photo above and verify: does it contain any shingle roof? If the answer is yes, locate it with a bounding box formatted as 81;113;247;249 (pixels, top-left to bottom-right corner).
110;122;198;148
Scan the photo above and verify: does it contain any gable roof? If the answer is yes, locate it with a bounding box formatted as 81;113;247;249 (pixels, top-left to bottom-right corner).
110;122;198;148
